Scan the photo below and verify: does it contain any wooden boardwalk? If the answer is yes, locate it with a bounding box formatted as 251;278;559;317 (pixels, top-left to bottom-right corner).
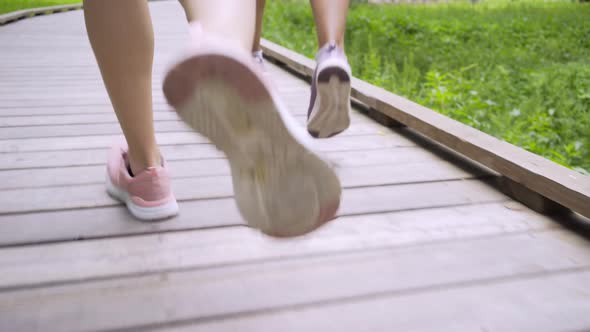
1;2;590;331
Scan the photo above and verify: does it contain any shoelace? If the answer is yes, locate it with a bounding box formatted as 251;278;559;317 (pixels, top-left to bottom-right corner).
327;42;337;53
252;50;264;64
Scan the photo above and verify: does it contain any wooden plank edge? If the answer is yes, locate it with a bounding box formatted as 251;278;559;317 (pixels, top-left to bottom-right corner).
0;4;83;25
260;39;590;219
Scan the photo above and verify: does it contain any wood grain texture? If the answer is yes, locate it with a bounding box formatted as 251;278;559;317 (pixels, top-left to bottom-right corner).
0;132;414;153
1;230;589;332
1;3;588;331
165;270;590;332
0;202;557;290
0;115;386;139
0;149;479;190
0;178;505;215
0;144;441;171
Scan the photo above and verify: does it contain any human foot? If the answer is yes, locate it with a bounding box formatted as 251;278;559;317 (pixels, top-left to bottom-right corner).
106;142;179;221
163;25;341;237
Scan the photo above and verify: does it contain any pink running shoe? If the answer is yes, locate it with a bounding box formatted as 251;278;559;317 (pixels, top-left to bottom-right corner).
163;24;341;237
106;143;179;221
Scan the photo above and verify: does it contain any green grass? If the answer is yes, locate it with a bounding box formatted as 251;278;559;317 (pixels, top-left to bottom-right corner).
0;0;80;15
263;1;590;174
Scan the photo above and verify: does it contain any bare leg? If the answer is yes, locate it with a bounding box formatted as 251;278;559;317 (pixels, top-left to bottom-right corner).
178;0;256;52
252;0;266;52
310;0;349;48
167;0;340;236
178;0;195;21
84;0;159;175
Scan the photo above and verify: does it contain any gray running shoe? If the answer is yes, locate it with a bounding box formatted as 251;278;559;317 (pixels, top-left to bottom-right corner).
307;42;352;138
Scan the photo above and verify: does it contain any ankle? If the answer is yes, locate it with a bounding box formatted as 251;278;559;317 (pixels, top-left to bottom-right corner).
127;148;161;176
319;40;345;51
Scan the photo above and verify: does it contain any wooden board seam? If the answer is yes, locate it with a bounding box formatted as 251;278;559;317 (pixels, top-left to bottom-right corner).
0;170;492;192
0;226;560;293
33;264;590;332
0;195;510;221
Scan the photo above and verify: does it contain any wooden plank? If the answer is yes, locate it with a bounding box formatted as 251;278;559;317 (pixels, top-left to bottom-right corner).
0;4;82;25
0;180;507;247
0;120;385;139
0;144;224;170
0;98;168;109
0;177;504;215
0;96;312;116
168;270;590;332
0;198;242;247
0;194;516;248
0;203;558;290
0;145;436;171
498;176;568;215
0;105;131;116
0;115;384;139
0;121;190;139
0;88;305;100
0;112;176;126
0;132;206;152
0;95;307;116
0;157;483;190
0;133;415;153
260;39;590;219
1;230;588;332
0;77;162;84
363;106;405;128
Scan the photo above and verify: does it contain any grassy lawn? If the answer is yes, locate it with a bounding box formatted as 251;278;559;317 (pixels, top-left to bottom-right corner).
0;0;80;15
263;1;590;174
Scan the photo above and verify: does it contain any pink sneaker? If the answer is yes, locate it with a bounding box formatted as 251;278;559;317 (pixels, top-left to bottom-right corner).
106;143;179;221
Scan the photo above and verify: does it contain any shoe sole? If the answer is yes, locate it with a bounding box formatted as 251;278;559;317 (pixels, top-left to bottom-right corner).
307;60;351;138
163;47;341;237
106;173;179;221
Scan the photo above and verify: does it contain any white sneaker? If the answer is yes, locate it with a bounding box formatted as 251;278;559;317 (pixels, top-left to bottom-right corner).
307;42;352;138
163;25;341;237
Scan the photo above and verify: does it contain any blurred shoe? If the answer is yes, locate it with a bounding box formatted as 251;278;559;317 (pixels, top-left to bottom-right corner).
106;143;179;221
307;42;352;138
163;23;341;237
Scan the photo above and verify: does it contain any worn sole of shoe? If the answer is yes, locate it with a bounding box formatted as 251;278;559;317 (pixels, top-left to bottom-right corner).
307;60;352;138
106;173;179;221
163;47;341;237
